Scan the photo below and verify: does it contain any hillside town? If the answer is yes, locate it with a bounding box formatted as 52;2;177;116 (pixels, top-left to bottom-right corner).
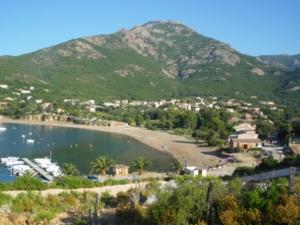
1;82;297;179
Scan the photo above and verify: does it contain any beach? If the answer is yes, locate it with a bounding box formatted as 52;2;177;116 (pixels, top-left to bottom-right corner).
0;117;220;168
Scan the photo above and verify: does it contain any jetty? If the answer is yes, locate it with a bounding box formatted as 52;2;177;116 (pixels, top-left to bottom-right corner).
22;158;54;182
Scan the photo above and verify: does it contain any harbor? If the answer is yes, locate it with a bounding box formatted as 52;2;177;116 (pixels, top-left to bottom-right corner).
0;156;62;182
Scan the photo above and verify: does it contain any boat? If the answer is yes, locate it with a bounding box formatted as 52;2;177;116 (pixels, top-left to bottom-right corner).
8;164;36;176
1;157;19;164
26;139;35;144
0;126;7;132
34;157;62;177
21;134;26;138
1;157;24;167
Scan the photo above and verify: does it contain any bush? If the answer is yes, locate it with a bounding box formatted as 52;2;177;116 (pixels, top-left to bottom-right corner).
34;210;56;224
12;175;46;190
233;167;255;176
116;205;148;225
101;191;114;208
54;176;95;189
0;192;11;207
11;192;45;213
255;158;278;171
116;191;130;207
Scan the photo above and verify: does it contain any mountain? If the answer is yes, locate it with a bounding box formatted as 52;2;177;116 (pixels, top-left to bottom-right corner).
258;54;300;71
0;20;297;104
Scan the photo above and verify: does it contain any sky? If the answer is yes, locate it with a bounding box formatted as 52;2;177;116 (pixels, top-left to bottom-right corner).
0;0;299;56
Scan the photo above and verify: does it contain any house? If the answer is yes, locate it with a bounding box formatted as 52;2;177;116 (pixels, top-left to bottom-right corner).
184;166;199;176
111;164;129;176
129;100;147;106
229;123;262;150
20;89;31;94
226;108;235;113
230;138;262;150
244;113;253;120
0;84;8;89
176;103;192;111
41;102;53;113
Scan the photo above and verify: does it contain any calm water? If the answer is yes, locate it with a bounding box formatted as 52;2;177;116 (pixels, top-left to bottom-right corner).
0;123;174;182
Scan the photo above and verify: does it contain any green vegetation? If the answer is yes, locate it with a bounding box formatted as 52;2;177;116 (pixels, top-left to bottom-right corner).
1;174;300;224
131;157;151;175
0;174;129;191
112;176;300;225
233;155;300;176
61;163;80;176
193;108;233;146
90;155;115;176
170;160;184;175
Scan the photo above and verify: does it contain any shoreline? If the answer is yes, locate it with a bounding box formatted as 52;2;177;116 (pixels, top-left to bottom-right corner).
0;117;220;168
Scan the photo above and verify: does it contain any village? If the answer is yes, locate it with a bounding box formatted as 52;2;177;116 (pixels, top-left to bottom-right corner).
0;83;296;179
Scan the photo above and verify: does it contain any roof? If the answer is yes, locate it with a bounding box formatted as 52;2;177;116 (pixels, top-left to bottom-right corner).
231;138;261;144
234;123;256;132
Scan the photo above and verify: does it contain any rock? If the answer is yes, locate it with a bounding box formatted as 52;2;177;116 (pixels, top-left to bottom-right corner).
251;68;265;76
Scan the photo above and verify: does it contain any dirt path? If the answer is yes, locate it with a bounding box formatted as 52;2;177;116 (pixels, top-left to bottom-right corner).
3;182;151;198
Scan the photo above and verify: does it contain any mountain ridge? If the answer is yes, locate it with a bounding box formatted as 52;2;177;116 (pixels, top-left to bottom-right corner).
258;54;300;71
0;20;298;105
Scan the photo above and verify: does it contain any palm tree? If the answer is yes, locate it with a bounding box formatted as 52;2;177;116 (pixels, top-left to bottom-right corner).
90;156;115;176
62;163;80;176
131;157;151;175
170;160;183;175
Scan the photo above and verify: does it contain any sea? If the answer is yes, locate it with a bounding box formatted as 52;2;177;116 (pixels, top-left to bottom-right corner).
0;123;174;182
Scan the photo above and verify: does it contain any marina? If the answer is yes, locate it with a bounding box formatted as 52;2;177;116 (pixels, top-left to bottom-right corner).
0;156;62;182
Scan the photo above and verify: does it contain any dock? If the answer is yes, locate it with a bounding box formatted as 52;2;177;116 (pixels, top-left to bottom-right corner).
22;158;54;182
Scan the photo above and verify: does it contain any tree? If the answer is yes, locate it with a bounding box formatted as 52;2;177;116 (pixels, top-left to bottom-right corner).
177;111;197;129
256;119;275;140
193;128;224;147
273;194;300;225
170;160;183;175
61;163;80;176
292;119;300;136
131;157;151;175
255;158;278;171
90;156;114;176
135;113;144;127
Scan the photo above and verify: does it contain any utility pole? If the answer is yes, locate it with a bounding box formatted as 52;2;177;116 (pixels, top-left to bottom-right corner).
205;182;214;224
289;167;296;194
130;190;135;225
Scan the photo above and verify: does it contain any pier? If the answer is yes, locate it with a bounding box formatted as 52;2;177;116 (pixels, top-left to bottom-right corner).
22;158;54;182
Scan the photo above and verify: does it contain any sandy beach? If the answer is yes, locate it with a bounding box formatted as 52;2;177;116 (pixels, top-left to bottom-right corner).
0;117;220;168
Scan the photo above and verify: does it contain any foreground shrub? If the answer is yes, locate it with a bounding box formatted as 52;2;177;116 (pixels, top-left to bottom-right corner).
54;176;95;189
0;192;11;207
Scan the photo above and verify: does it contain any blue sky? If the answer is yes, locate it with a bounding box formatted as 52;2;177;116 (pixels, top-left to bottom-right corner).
0;0;299;56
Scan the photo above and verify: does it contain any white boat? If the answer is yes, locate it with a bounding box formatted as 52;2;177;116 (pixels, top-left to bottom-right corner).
33;157;62;177
21;134;26;138
1;157;24;167
1;157;19;163
9;164;35;176
0;126;7;132
26;139;35;144
6;160;24;167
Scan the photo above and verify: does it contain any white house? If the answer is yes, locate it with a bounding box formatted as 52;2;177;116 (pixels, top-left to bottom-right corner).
0;84;8;89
